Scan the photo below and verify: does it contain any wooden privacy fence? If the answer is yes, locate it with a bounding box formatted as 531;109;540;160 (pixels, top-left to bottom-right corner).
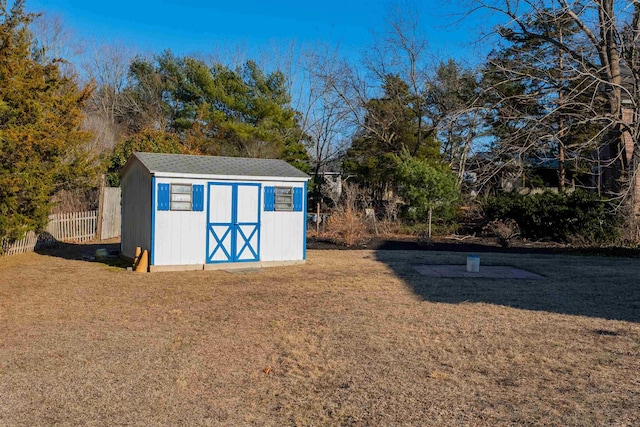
100;187;121;240
1;210;98;256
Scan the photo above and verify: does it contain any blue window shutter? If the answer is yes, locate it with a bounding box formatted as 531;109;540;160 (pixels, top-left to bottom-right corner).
293;187;303;212
264;186;275;211
192;185;204;211
157;183;170;211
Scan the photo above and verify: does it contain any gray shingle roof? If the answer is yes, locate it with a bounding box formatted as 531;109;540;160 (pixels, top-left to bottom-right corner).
133;152;309;179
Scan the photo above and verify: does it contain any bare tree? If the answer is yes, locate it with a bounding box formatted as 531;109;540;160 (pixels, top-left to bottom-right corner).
367;2;431;155
81;40;138;153
427;59;487;186
29;12;81;76
319;3;486;205
81;40;136;120
297;47;352;171
469;0;640;205
323;2;433;154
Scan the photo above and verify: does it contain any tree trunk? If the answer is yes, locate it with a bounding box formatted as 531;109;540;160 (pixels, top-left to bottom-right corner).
600;0;625;194
559;140;565;192
427;208;432;239
558;17;565;193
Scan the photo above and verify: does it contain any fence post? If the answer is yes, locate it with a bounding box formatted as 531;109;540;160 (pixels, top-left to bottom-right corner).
96;174;105;241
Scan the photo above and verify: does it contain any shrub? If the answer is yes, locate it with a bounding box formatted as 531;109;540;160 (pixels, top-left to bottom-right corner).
394;152;459;237
484;219;520;247
398;220;457;237
325;209;369;247
482;190;621;244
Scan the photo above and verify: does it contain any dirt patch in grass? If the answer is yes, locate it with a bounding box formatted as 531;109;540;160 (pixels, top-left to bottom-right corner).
1;244;639;425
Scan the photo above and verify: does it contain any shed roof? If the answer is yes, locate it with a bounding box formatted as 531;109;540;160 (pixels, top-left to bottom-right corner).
131;152;310;180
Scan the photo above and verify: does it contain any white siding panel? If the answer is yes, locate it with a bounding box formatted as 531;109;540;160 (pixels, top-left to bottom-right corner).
273;213;283;260
260;180;305;262
121;160;152;259
144;176;306;266
289;211;302;260
153;177;207;266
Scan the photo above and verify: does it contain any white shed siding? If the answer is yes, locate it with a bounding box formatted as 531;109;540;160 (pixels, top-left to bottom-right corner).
121;161;152;259
153;177;208;266
260;180;305;262
122;166;307;267
151;178;305;265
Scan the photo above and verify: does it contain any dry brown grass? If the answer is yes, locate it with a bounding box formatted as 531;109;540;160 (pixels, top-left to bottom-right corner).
1;244;639;426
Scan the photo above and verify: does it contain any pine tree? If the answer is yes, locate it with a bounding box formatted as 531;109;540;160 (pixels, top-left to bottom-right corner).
343;74;439;201
124;53;310;172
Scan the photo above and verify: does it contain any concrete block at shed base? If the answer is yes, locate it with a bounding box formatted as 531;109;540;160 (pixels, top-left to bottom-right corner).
148;260;305;272
149;264;205;272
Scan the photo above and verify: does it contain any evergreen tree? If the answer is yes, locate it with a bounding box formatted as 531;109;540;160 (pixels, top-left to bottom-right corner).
343;74;439;201
124;52;310;172
0;0;92;245
394;149;459;238
105;130;187;187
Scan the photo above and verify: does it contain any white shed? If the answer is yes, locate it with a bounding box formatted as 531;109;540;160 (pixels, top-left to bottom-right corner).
120;152;310;272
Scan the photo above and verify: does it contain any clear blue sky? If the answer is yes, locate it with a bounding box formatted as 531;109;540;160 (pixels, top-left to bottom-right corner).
25;0;494;66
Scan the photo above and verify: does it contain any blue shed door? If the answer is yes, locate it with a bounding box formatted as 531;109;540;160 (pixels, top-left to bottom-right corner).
206;182;261;263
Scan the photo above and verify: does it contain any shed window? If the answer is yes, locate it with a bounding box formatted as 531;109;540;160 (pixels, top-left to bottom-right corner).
264;186;303;212
274;187;293;211
170;184;192;211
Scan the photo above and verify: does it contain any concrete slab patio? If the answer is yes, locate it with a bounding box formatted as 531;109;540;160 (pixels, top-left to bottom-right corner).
413;264;544;279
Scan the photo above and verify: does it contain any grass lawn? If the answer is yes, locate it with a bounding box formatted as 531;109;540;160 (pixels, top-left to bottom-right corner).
1;244;639;425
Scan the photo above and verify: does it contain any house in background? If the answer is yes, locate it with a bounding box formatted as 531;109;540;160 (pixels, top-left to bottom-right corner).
120;152;310;272
622;107;640;215
594;66;639;214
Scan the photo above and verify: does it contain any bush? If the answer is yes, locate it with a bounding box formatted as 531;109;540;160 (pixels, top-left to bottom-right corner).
484;219;520;247
399;220;458;237
394;152;459;235
325;209;369;247
482;190;621;244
